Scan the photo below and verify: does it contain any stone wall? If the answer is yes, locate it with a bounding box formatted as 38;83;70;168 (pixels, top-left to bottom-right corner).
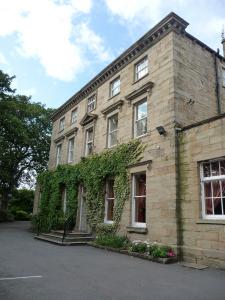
179;116;225;269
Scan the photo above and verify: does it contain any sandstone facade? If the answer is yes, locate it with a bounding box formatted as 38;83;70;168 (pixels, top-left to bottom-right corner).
34;12;225;268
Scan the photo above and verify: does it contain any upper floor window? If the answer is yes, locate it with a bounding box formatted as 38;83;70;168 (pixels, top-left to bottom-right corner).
222;69;225;87
104;179;115;224
107;114;118;148
62;188;67;214
67;137;75;163
110;77;120;97
135;57;148;81
134;99;147;137
71;109;78;124
201;159;225;219
56;144;62;166
87;95;96;113
132;173;146;227
85;127;94;156
59;117;65;132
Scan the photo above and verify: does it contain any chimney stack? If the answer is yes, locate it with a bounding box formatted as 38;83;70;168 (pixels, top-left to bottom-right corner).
222;26;225;56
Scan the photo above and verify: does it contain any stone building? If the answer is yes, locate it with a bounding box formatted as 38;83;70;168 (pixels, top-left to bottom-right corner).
34;12;225;268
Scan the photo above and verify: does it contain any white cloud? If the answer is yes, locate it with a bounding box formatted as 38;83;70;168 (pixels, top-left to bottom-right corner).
0;0;111;81
105;0;225;51
0;52;8;65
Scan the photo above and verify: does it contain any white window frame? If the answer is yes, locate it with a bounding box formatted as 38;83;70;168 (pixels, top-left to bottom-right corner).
59;117;65;132
107;113;118;148
200;158;225;220
87;95;96;113
71;109;78;124
110;77;120;97
85;126;94;156
135;57;148;81
134;99;147;138
62;188;67;214
104;180;115;224
67;137;75;163
132;173;146;228
56;144;62;166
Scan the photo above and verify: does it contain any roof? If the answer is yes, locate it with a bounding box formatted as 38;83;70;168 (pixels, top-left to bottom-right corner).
51;12;225;121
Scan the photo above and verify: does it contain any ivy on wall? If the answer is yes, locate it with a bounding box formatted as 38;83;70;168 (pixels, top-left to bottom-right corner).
35;140;144;233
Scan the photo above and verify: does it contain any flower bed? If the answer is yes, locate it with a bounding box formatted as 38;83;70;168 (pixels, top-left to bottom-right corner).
89;235;177;264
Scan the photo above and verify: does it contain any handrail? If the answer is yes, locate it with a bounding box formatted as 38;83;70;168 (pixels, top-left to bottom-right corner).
62;214;75;243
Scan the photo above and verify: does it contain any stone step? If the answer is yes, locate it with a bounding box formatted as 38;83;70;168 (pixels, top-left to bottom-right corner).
51;230;92;238
35;235;90;246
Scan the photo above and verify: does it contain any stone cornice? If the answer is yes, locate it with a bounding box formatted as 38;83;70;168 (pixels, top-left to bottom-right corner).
101;100;124;117
54;135;65;144
64;127;78;137
125;81;154;103
51;12;189;122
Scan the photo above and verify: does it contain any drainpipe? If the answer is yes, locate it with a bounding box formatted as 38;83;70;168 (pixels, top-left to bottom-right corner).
214;53;221;114
175;126;183;261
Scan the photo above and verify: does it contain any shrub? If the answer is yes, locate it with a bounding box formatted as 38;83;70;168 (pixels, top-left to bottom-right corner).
95;234;129;249
0;210;14;222
14;210;31;221
149;243;176;258
129;240;149;253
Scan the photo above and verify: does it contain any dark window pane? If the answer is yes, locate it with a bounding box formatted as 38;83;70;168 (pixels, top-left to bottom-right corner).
211;161;219;176
220;160;225;175
205;198;213;214
214;198;222;215
135;174;146;196
108;180;114;198
204;182;212;198
203;163;210;177
221;181;225;197
212;181;221;197
135;196;146;223
107;199;114;221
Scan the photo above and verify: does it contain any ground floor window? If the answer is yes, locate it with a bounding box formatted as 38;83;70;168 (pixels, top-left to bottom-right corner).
104;179;115;223
201;158;225;219
132;173;146;227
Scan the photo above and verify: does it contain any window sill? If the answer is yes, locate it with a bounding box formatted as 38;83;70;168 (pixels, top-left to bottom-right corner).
108;92;120;101
135;132;150;139
126;226;148;234
132;73;149;85
196;219;225;225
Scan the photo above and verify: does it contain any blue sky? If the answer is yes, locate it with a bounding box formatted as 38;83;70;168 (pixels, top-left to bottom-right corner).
0;0;225;109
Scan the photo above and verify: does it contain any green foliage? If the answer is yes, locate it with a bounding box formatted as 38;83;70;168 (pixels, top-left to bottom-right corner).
96;223;117;235
0;69;54;213
14;210;31;221
0;210;14;222
36;140;145;233
149;244;176;258
95;234;129;249
9;189;34;216
129;241;148;253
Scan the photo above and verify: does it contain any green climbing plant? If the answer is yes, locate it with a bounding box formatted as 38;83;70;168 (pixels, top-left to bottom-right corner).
34;140;145;233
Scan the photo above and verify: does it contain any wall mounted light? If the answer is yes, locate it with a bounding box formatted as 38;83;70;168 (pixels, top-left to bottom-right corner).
156;126;166;136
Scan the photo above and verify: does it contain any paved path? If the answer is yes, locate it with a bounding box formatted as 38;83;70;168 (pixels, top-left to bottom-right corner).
0;222;225;300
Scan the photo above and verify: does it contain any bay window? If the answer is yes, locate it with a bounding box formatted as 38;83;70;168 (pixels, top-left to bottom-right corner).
201;158;225;219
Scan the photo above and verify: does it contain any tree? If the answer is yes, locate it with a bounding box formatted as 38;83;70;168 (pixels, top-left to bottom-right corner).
0;70;54;212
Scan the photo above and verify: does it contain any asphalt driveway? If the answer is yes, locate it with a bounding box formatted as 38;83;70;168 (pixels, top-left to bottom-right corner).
0;221;225;300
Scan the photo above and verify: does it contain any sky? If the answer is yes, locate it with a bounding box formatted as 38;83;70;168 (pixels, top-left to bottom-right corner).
0;0;225;109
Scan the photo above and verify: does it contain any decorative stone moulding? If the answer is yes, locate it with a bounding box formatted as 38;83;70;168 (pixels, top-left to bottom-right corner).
64;127;78;137
54;136;65;144
125;81;154;104
101;100;124;118
51;12;189;122
80;113;98;127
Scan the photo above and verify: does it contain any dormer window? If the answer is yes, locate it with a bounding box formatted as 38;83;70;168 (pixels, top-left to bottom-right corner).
59;117;65;132
110;77;120;97
135;57;148;81
87;95;96;113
